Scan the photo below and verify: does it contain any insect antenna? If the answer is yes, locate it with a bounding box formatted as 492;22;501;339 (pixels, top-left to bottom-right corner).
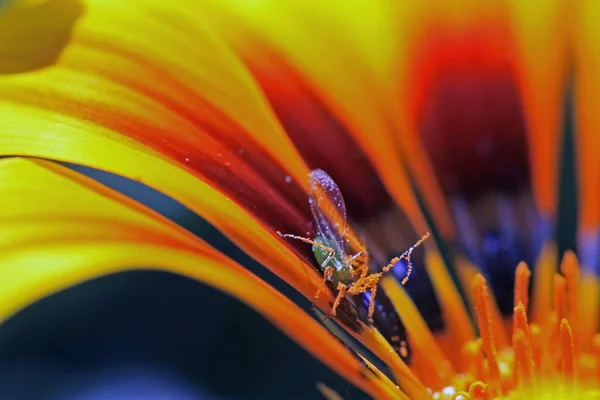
381;232;431;285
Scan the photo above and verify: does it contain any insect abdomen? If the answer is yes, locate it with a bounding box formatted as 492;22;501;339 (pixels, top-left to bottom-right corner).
312;236;353;285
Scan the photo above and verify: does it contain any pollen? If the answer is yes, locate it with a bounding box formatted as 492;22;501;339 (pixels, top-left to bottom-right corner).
430;251;600;399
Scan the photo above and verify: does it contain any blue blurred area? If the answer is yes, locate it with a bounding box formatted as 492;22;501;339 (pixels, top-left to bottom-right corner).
0;364;219;399
0;165;365;400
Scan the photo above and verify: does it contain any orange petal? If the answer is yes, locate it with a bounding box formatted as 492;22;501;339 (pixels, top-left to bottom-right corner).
572;0;600;346
505;0;568;218
226;42;391;219
0;157;402;400
574;0;600;233
199;0;431;233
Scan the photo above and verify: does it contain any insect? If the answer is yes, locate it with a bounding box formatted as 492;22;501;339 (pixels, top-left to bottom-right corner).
278;169;430;322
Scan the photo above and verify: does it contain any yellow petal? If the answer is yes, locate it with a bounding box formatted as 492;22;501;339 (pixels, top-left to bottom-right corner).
0;0;326;320
0;0;455;384
0;157;402;400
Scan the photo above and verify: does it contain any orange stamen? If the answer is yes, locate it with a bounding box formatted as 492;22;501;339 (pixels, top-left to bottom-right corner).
542;311;559;379
513;302;530;337
529;323;543;373
439;249;598;397
553;273;567;322
513;328;536;389
462;340;486;381
561;251;580;352
560;318;575;383
472;274;502;396
514;262;531;312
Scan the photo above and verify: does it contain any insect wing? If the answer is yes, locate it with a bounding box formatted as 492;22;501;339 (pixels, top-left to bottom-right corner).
308;169;348;254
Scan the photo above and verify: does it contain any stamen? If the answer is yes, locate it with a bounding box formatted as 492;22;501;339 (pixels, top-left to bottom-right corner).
513;302;530;338
561;251;580;352
514;262;531;312
528;324;542;372
462;340;486;381
472;274;502;396
513;328;535;389
441;252;598;398
560;319;575;389
554;273;567;322
542;311;559;379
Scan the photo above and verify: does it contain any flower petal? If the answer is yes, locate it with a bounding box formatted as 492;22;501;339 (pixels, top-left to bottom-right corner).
0;1;437;378
505;0;568;218
0;0;473;386
198;0;430;231
573;0;600;346
0;156;402;400
0;0;327;320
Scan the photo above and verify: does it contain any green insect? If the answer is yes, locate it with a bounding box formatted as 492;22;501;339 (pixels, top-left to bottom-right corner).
279;169;429;321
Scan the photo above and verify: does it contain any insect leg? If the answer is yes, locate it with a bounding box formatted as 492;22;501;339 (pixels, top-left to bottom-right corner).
276;232;336;253
329;282;348;318
368;279;379;323
348;251;363;262
320;249;336;269
312;267;334;311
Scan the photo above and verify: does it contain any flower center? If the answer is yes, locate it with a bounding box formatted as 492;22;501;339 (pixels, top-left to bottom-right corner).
430;253;600;399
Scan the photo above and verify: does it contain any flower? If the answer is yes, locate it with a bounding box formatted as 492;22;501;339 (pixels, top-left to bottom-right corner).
1;0;599;399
